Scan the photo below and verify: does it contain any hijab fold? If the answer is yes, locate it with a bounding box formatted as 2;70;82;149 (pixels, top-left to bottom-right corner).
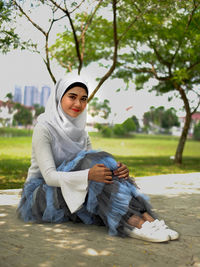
37;74;89;162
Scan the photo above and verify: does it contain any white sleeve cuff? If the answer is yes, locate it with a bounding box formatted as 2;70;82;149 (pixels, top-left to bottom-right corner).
59;169;89;213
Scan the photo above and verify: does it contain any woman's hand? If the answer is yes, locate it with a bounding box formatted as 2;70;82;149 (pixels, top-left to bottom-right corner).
113;162;129;179
88;164;113;184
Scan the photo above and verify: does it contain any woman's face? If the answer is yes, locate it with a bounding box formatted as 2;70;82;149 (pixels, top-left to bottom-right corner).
61;86;88;118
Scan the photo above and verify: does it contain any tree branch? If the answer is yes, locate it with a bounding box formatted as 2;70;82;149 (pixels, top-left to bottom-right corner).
171;1;199;63
118;1;155;43
53;14;67;22
88;0;118;102
191;98;200;114
190;87;200;114
81;0;103;36
148;37;172;69
14;0;57;84
49;0;83;74
80;0;103;64
187;60;200;71
118;15;139;43
50;50;72;72
132;1;172;70
174;83;191;116
45;19;57;84
13;1;46;36
48;0;67;14
70;0;86;14
129;66;171;81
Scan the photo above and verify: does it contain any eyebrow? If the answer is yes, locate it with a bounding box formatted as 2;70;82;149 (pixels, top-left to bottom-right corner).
67;92;88;98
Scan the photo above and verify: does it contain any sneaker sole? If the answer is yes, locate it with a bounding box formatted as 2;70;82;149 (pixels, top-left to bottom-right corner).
169;234;179;241
126;229;170;243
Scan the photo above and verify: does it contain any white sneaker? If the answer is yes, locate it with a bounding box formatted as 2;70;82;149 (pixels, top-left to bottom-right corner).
125;221;170;243
151;219;179;240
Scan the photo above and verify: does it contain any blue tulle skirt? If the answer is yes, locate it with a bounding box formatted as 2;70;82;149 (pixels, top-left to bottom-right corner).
17;150;155;236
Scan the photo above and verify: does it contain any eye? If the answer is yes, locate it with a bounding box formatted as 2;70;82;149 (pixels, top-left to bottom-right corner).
81;97;88;102
69;95;76;100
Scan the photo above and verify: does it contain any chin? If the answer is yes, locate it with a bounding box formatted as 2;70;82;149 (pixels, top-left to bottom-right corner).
70;112;80;118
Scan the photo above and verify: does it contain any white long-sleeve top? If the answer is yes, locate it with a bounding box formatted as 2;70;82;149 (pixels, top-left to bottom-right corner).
26;123;92;213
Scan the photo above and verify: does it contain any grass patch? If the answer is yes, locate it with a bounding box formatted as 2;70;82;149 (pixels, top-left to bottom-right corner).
0;133;200;189
0;157;29;189
90;134;200;157
0;127;33;137
114;156;200;177
0;136;32;189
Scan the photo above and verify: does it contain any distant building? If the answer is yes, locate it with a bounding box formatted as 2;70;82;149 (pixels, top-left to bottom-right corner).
31;86;40;106
191;112;200;124
13;86;22;104
24;86;32;107
189;112;200;136
24;86;40;107
40;85;51;107
175;112;200;136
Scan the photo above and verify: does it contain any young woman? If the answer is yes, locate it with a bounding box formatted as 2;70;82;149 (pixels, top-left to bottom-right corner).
17;74;179;243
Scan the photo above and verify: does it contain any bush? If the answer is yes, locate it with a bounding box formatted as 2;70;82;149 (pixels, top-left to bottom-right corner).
122;118;136;133
101;126;113;137
113;124;126;136
193;122;200;141
94;123;103;131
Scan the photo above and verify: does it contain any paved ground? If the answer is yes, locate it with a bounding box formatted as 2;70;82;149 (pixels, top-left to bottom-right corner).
0;173;200;267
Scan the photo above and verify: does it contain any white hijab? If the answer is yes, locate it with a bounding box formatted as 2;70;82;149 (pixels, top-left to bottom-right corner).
37;74;89;163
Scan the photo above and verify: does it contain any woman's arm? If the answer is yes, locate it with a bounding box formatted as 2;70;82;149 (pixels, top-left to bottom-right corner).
32;124;89;188
32;124;89;213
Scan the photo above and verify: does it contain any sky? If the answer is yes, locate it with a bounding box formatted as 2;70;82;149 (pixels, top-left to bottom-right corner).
0;2;186;124
0;49;185;124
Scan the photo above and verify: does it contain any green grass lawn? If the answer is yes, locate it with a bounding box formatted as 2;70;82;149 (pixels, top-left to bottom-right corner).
90;133;200;177
0;133;200;189
0;137;32;189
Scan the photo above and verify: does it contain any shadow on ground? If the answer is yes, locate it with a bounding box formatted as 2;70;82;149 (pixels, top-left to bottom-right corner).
115;156;200;176
0;175;200;267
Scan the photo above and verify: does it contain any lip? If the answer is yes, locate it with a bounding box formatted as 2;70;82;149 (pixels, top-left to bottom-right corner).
71;108;80;112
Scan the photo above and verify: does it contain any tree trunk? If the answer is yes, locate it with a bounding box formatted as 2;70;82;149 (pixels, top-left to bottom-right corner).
174;111;192;164
174;84;192;164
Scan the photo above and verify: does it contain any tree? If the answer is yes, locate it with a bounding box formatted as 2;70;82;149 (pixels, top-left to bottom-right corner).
13;0;147;102
50;0;154;102
114;0;200;163
0;0;19;52
33;104;45;119
131;115;140;132
4;93;15;114
193;121;200;140
0;0;30;53
122;117;136;133
13;0;117;93
0;117;10;127
113;124;126;136
143;106;180;133
49;0;104;75
161;108;180;130
88;97;111;119
13;105;33;127
5;93;13;101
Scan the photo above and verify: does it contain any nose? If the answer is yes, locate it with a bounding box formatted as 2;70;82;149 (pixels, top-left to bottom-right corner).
74;99;81;108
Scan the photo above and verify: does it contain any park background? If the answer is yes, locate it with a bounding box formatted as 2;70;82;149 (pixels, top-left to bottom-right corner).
0;0;200;190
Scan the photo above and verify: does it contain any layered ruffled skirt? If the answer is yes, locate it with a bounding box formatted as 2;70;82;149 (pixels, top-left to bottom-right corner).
17;150;156;236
